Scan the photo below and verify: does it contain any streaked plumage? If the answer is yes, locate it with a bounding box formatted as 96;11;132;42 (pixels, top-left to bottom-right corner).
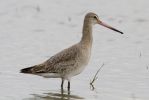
21;12;123;90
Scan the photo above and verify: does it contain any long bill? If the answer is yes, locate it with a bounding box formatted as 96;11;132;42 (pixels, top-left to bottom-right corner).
99;21;123;34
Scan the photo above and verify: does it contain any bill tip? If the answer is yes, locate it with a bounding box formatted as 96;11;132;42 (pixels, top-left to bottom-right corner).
120;32;124;34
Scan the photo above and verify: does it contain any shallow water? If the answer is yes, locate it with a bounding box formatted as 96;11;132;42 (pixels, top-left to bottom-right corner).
0;0;149;100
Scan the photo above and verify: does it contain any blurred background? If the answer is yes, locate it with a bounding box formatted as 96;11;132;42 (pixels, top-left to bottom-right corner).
0;0;149;100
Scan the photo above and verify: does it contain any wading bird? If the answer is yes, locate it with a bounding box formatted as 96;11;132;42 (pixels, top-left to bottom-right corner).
21;12;123;91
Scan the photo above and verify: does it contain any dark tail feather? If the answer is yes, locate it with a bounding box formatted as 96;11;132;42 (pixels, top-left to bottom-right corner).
20;66;34;73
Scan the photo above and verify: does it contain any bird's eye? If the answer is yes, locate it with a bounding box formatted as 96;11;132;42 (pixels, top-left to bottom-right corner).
93;16;97;19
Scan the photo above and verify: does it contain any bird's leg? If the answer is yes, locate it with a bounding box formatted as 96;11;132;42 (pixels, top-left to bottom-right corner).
68;81;70;92
61;78;64;90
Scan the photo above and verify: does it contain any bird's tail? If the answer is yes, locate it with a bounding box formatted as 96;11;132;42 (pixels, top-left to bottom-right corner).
20;66;34;73
20;63;45;74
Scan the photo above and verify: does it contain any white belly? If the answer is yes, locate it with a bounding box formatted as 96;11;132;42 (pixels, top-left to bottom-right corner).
38;73;61;78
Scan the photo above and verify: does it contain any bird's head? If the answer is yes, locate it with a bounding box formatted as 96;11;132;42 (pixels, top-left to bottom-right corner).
85;12;123;34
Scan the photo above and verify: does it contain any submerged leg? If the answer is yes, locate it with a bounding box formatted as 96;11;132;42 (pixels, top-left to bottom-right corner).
61;78;64;90
68;81;70;91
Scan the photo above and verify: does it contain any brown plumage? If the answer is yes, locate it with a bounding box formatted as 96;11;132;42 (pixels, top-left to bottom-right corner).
21;44;81;75
20;12;123;91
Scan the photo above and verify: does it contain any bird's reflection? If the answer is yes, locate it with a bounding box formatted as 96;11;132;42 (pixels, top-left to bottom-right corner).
23;89;84;100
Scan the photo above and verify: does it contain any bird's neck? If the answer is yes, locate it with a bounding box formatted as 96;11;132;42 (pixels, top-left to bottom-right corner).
81;19;93;48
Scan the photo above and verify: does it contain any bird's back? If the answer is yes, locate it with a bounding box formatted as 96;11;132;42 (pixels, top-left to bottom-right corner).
21;42;90;78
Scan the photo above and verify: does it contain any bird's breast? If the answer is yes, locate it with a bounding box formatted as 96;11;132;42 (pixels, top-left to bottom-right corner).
80;48;91;65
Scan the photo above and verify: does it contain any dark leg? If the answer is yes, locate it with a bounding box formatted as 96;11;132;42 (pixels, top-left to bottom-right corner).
61;78;64;90
68;81;70;91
